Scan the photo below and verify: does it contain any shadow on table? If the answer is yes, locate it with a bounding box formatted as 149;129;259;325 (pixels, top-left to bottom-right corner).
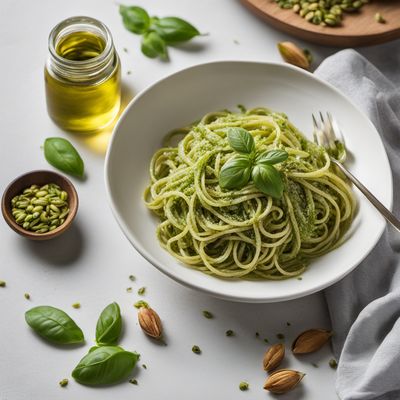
20;221;85;267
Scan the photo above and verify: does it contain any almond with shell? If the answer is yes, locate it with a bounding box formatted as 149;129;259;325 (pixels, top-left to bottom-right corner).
263;369;305;394
292;328;332;354
263;343;285;372
277;41;311;70
138;306;163;339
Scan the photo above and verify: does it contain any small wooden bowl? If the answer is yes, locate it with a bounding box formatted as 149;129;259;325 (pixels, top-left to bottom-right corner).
1;170;78;240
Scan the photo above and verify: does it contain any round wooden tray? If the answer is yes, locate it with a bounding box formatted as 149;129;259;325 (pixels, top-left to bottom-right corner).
240;0;400;47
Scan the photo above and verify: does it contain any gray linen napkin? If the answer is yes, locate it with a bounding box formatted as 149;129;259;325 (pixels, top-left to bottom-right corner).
315;49;400;400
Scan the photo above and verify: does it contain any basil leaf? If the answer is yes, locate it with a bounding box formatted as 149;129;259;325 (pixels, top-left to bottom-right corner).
72;346;139;386
252;164;284;198
44;138;84;178
256;150;288;165
141;32;168;60
225;128;255;155
95;302;122;346
219;156;252;190
25;306;84;345
152;17;200;44
119;5;150;34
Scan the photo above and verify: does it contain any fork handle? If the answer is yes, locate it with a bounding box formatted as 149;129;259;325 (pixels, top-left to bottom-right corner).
332;159;400;232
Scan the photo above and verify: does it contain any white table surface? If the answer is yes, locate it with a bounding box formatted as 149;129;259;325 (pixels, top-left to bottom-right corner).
1;1;398;399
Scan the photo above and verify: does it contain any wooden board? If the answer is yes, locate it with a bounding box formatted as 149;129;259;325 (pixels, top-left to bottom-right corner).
240;0;400;47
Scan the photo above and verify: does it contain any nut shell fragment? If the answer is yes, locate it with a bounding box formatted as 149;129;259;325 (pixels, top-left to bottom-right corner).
138;307;163;339
292;329;332;354
263;369;305;394
263;343;285;372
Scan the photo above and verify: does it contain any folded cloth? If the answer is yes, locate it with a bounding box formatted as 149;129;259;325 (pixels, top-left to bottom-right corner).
316;49;400;400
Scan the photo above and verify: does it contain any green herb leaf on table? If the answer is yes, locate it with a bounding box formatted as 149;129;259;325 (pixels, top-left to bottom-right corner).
219;156;252;190
256;149;288;165
44;138;84;178
225;127;255;154
252;164;284;199
95;302;122;346
119;5;150;34
141;32;168;60
152;16;200;44
119;5;202;61
25;305;84;345
72;346;139;386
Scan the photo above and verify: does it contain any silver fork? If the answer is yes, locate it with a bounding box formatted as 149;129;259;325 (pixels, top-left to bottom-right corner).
312;112;400;232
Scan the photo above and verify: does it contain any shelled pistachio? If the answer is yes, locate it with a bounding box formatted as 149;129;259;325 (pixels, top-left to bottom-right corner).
275;0;370;26
11;183;69;233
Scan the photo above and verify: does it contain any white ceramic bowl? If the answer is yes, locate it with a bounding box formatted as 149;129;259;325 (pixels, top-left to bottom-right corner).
105;61;392;303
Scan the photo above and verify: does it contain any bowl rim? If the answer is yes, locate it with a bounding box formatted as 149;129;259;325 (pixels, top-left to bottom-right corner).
2;169;79;240
104;60;393;302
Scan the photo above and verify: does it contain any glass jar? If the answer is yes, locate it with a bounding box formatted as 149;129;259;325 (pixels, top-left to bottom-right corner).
45;16;121;133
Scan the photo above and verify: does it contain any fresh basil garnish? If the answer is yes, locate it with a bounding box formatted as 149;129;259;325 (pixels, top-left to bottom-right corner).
218;127;288;198
226;128;255;155
141;31;168;60
25;306;84;345
219;156;252;190
152;17;200;44
119;6;150;34
44;137;84;178
252;164;284;198
256;149;288;165
72;346;139;386
95;302;122;346
119;5;202;60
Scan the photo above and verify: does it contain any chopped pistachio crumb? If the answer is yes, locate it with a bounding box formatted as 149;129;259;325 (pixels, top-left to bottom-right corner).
138;287;146;295
286;321;291;326
142;364;147;369
255;332;260;338
303;48;313;64
237;104;246;113
192;345;201;354
134;300;149;309
123;47;128;53
233;39;240;45
0;280;6;287
72;302;81;309
127;70;132;75
263;338;269;344
129;275;135;281
297;277;303;280
225;330;234;337
59;378;68;387
276;333;285;340
202;310;213;319
239;381;249;391
312;362;319;368
129;378;138;385
126;287;133;293
329;358;338;369
24;293;30;300
374;12;386;23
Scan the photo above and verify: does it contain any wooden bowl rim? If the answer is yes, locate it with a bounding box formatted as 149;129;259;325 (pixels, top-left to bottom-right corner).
1;170;79;240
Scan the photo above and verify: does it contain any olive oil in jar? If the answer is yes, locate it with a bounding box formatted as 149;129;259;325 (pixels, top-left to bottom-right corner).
45;17;121;133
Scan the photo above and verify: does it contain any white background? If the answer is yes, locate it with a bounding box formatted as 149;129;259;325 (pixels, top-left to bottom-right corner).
0;1;398;399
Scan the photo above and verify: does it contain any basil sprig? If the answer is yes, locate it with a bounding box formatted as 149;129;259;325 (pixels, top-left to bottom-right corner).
119;5;201;60
44;137;84;178
95;302;122;346
25;306;84;345
72;346;139;386
141;31;168;60
219;128;288;198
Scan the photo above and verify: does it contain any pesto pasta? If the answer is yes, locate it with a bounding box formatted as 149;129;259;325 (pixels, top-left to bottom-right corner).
144;107;356;279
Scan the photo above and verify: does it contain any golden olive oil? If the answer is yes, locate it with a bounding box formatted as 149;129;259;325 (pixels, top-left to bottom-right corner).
45;19;121;133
